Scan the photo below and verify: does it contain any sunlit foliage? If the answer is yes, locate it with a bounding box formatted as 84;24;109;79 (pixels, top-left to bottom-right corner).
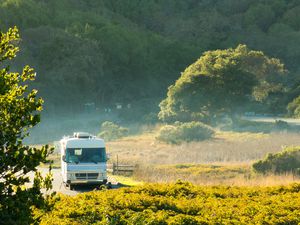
287;96;300;117
1;0;300;116
39;181;300;224
159;45;285;123
253;146;300;174
156;121;214;144
98;121;128;141
0;27;53;224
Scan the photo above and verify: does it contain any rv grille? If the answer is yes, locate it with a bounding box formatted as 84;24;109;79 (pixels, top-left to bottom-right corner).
75;173;99;180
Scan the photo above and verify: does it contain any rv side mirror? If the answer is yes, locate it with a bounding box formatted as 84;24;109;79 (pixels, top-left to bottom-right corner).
106;153;110;161
62;155;66;162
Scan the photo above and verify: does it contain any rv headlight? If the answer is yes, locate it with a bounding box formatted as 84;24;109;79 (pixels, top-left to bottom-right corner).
67;173;74;179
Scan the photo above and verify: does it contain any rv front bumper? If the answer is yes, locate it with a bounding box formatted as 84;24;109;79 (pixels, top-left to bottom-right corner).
67;172;107;184
67;179;107;185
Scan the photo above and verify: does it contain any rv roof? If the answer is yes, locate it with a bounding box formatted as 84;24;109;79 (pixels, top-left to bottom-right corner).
73;132;93;139
60;133;105;148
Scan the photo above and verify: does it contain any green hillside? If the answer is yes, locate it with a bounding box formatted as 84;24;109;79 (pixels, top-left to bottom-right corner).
1;0;300;117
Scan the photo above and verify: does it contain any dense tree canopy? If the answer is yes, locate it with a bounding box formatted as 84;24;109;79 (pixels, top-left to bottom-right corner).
1;0;300;117
287;96;300;117
0;27;52;224
159;45;286;122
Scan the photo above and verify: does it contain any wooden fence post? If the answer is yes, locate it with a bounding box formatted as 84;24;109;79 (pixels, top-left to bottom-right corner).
116;154;119;175
112;163;115;175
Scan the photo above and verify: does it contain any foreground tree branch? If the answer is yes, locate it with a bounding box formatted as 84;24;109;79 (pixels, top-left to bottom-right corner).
0;27;53;225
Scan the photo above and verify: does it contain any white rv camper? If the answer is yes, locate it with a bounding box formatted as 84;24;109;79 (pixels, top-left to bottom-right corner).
60;132;107;189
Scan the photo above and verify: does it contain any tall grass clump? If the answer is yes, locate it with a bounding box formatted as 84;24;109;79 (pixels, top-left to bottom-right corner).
253;146;300;174
156;121;215;144
98;121;128;141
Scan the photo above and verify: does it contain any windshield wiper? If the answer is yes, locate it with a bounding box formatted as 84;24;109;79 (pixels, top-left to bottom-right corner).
91;159;98;164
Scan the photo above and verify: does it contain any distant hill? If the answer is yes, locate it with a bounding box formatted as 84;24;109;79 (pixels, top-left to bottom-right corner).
1;0;300;118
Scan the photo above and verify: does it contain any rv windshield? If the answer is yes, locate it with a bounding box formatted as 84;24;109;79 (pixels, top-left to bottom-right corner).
66;148;106;163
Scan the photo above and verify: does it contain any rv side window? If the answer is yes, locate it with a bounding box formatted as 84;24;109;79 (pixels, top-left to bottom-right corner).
66;148;106;163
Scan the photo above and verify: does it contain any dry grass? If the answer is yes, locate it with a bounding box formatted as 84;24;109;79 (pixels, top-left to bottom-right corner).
44;127;300;186
106;130;300;165
133;163;300;186
106;129;300;186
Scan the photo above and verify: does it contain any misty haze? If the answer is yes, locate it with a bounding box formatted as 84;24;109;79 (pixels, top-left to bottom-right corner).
2;1;300;224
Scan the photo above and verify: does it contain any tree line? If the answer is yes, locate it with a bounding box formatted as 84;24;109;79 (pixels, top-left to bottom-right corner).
1;0;300;118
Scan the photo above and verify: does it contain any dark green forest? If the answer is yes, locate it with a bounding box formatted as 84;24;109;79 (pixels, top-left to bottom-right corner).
1;0;300;119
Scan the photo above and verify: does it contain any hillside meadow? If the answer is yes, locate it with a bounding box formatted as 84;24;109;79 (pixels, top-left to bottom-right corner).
44;125;300;186
35;124;300;224
133;163;300;186
106;128;300;165
105;126;300;186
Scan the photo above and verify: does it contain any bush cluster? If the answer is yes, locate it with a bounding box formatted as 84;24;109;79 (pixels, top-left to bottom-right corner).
225;119;290;133
156;121;215;144
274;119;289;130
98;121;128;141
252;146;300;174
38;181;300;224
287;96;300;118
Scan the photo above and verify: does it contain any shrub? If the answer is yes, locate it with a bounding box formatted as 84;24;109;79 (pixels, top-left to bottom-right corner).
179;122;214;142
156;121;214;144
98;121;128;141
156;125;179;144
226;119;290;133
274;119;289;130
252;146;300;174
287;96;300;117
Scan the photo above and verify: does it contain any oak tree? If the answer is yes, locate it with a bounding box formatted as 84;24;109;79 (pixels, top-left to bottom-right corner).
159;45;286;123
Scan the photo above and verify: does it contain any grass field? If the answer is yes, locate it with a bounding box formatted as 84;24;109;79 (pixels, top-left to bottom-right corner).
35;125;300;224
133;163;300;186
106;130;300;165
106;128;300;185
43;126;300;186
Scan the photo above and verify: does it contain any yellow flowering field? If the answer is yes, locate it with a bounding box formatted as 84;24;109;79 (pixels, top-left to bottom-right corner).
38;181;300;225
